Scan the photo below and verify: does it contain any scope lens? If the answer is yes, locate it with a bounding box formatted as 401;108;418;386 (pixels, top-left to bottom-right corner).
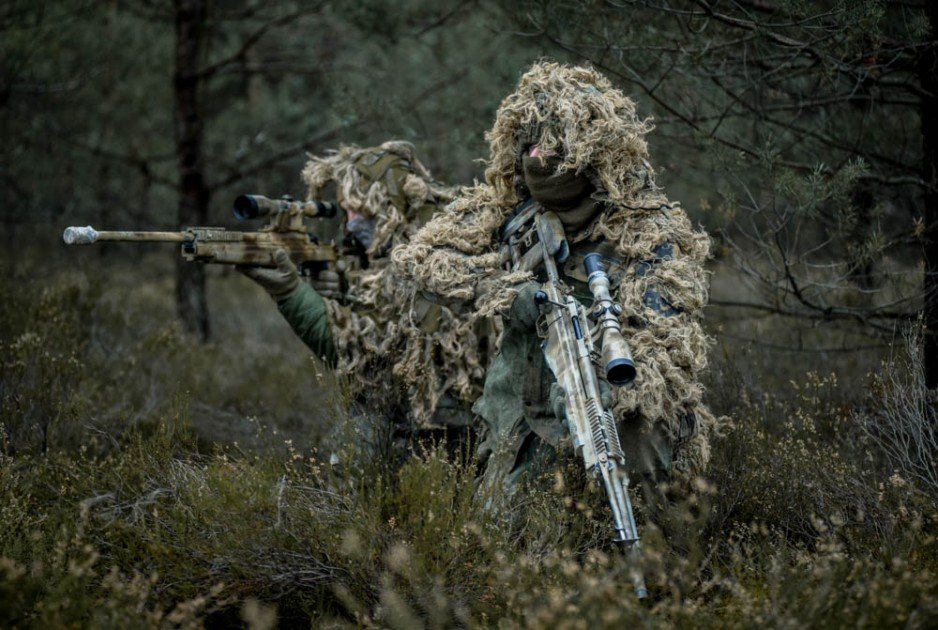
233;195;260;219
606;358;636;386
584;252;605;275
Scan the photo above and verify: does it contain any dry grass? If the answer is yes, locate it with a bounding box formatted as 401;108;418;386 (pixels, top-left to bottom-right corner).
1;250;936;627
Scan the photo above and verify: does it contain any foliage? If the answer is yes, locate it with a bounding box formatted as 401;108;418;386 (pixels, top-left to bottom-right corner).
500;0;931;347
0;257;341;458
860;325;938;497
1;0;555;227
1;269;936;628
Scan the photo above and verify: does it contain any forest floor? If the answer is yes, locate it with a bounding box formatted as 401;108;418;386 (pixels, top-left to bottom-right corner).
1;244;936;628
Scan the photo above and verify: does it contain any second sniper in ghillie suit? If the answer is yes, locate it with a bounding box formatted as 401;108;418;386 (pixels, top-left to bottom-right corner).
241;141;493;454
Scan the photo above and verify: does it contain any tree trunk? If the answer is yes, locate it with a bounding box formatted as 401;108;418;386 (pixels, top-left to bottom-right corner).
922;6;938;391
173;0;210;340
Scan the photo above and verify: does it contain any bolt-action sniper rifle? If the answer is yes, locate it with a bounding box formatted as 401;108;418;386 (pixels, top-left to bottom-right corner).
500;201;647;599
63;195;340;274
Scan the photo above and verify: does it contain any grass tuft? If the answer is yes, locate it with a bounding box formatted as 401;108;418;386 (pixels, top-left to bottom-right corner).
1;264;936;627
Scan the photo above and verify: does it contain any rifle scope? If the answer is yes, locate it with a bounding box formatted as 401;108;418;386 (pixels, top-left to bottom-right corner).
233;194;339;220
584;252;636;386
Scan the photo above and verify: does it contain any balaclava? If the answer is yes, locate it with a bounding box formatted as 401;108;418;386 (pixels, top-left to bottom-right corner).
521;153;600;230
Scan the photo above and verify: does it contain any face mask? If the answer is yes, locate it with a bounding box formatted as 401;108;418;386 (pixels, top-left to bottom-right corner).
522;154;600;229
346;215;377;250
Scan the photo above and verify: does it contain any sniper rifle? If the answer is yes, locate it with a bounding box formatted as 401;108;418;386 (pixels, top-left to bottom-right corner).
501;200;647;599
63;195;340;275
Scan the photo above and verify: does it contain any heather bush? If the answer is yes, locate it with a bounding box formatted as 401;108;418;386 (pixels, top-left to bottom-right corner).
0;261;339;457
1;269;936;627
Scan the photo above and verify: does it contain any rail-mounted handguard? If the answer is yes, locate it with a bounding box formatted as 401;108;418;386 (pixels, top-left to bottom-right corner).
63;194;339;273
503;204;647;599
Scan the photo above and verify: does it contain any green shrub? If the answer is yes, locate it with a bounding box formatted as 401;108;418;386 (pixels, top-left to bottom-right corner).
1;264;936;627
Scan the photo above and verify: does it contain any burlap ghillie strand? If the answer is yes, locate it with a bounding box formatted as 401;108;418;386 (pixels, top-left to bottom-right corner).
392;61;719;471
485;62;663;207
393;187;534;314
301;141;488;426
323;261;491;425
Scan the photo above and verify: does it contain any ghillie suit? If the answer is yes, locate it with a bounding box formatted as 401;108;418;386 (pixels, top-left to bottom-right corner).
302;140;453;258
393;62;715;489
293;141;490;428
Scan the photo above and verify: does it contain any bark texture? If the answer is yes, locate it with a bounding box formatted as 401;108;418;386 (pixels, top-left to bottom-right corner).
173;0;210;340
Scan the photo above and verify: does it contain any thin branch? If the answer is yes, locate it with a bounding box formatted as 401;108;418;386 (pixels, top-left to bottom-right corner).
709;299;917;321
208;121;355;193
717;330;891;353
31;134;176;189
412;0;479;37
194;2;329;81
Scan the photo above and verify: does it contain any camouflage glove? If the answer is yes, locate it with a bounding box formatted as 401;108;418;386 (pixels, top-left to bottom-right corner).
310;269;342;300
549;379;615;421
507;282;542;331
237;249;300;300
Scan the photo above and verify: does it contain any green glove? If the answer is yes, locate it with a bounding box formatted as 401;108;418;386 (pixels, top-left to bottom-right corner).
507;282;542;331
310;268;342;300
549;379;615;421
238;249;300;300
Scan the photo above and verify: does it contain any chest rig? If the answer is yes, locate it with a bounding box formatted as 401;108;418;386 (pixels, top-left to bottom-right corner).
499;198;626;302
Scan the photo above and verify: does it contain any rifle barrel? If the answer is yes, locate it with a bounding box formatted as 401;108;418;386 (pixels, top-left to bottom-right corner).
63;226;186;245
96;230;187;242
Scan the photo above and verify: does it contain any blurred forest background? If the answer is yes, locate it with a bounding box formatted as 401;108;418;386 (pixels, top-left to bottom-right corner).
2;0;937;627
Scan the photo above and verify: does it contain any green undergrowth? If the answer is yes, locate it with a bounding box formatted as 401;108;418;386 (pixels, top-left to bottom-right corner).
0;262;339;457
2;271;937;627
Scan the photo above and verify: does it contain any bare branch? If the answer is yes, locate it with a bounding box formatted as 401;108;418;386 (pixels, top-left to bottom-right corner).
194;2;329;81
411;0;479;37
208;121;355;193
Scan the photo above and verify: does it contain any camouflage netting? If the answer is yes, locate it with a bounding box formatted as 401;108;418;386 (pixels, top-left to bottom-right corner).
301;141;489;425
393;61;718;471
